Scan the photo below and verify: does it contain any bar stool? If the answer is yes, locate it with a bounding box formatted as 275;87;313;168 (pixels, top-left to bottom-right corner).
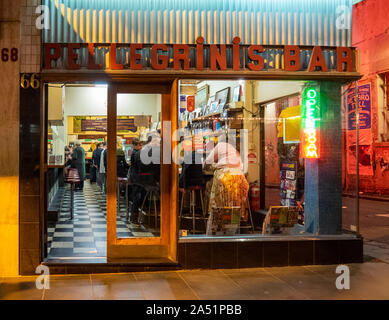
64;168;80;220
117;177;129;219
179;185;207;234
140;185;160;229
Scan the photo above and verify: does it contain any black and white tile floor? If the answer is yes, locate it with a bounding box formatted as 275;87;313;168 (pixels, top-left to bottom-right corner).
47;181;159;261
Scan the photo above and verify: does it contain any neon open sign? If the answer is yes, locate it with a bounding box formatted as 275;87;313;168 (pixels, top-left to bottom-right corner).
301;87;320;159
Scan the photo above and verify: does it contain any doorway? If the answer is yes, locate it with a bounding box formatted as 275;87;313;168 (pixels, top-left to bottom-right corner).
43;80;178;264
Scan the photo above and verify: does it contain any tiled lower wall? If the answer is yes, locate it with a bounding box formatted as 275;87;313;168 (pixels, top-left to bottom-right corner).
178;238;364;269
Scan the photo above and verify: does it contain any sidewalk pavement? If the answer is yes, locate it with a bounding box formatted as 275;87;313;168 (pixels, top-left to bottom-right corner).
364;239;389;264
1;239;388;300
343;192;389;202
1;260;389;300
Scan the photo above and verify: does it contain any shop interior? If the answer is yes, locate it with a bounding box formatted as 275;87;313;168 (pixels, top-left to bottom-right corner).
45;79;316;262
46;83;162;262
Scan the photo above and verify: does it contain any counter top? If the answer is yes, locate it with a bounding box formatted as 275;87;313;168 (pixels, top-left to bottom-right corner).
47;164;65;169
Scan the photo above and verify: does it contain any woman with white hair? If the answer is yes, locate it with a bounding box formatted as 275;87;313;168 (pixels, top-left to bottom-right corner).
203;135;249;221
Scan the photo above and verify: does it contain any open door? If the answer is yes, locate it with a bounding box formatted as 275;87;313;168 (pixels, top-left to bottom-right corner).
106;80;178;263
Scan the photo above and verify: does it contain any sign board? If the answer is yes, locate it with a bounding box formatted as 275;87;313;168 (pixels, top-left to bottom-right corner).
347;84;371;131
133;115;150;127
346;83;373;175
248;152;257;164
80;117;138;132
300;87;320;159
43;40;356;75
187;96;195;112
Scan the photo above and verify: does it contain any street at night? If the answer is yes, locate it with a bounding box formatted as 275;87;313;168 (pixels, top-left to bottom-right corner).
1;0;389;313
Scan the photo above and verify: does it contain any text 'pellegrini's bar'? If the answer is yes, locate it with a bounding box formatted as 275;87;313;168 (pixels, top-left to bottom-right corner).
43;37;355;73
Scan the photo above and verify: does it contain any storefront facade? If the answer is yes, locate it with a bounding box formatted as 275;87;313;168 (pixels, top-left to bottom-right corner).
1;0;363;276
343;0;389;195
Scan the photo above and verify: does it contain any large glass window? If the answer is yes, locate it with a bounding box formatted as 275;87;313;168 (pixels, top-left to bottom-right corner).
377;73;389;142
177;80;317;238
46;83;166;264
115;93;162;238
46;83;109;262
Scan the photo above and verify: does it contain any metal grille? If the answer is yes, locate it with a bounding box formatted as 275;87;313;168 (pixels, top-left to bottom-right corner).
42;0;353;46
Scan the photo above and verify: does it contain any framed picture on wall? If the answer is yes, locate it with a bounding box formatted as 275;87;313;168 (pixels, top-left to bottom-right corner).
216;102;225;113
195;85;209;109
209;100;220;114
215;87;230;105
232;85;241;102
207;95;215;106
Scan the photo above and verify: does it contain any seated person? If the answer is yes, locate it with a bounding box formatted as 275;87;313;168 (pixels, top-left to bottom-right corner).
128;136;160;224
179;150;205;188
138;133;161;186
128;138;141;182
117;147;129;178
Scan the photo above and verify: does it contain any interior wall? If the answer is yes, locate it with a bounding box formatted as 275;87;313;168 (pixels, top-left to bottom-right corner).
197;80;242;102
64;87;160;122
254;81;304;104
48;86;66;163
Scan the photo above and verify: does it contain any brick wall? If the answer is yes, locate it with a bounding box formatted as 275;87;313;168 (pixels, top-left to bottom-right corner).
347;0;389;194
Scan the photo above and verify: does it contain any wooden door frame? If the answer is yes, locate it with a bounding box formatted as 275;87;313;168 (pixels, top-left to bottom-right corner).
106;80;178;261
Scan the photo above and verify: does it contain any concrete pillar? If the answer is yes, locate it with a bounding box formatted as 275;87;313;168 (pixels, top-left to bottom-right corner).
304;81;343;235
0;1;21;276
0;0;42;276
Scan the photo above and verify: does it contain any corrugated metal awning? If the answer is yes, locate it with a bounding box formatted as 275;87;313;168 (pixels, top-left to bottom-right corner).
42;0;353;46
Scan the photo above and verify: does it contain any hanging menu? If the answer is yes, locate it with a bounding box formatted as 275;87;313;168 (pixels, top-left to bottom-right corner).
81;117;138;132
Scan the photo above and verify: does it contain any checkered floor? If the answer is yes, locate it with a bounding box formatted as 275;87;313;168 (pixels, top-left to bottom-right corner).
47;181;159;260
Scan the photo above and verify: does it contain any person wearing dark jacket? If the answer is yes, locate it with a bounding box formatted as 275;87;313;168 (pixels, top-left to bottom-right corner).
72;141;86;190
179;151;205;188
127;138;144;224
99;144;107;193
117;148;129;178
94;142;104;190
138;137;161;185
91;142;102;183
128;136;161;224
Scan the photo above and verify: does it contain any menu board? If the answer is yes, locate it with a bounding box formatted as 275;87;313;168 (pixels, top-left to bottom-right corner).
81;118;138;132
280;161;298;207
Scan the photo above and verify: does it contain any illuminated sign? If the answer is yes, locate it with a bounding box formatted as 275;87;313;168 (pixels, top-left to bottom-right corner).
300;87;320;159
43;40;355;73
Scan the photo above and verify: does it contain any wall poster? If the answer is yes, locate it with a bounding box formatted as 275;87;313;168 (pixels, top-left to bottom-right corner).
346;84;373;175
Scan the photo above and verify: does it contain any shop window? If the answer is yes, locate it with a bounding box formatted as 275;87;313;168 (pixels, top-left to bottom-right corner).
378;72;389;142
177;80;306;239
